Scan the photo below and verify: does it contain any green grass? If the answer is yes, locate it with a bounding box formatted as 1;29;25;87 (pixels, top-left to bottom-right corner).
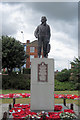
1;90;30;94
1;90;79;95
1;98;30;104
1;98;79;106
54;91;79;95
0;90;79;106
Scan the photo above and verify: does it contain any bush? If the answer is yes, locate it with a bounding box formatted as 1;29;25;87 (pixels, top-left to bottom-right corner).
74;83;80;90
2;71;8;74
23;68;31;74
54;80;75;91
2;74;30;90
2;74;77;91
56;69;71;82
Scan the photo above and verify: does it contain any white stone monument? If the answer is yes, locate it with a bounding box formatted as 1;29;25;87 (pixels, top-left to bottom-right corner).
31;58;54;111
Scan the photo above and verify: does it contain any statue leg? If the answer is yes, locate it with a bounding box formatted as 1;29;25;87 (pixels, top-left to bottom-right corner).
38;37;42;58
43;38;48;58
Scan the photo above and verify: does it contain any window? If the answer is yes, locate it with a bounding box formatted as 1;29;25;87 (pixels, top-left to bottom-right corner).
24;45;26;52
30;55;34;62
41;55;42;58
23;64;26;68
30;47;35;53
23;59;26;68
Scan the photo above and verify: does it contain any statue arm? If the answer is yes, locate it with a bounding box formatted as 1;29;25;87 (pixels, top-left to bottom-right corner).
48;25;51;42
34;26;39;38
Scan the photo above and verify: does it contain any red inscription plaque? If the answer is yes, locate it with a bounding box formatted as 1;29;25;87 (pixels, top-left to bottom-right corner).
38;62;48;82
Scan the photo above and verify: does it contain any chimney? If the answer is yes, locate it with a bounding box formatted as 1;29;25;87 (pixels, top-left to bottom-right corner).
26;40;30;43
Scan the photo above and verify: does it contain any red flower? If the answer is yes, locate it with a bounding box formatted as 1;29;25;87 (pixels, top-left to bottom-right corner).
48;112;58;116
14;104;21;107
64;95;67;98
49;114;60;120
57;111;63;115
9;103;76;120
31;112;37;115
54;94;59;98
64;109;75;114
54;105;62;111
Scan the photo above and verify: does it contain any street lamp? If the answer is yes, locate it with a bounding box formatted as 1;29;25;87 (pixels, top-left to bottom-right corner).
21;31;24;74
21;31;24;43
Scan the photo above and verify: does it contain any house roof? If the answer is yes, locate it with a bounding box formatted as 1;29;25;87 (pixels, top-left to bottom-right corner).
27;40;38;47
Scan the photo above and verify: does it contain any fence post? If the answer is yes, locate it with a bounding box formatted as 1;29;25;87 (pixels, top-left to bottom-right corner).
9;104;12;110
70;103;73;110
13;98;15;107
63;98;66;106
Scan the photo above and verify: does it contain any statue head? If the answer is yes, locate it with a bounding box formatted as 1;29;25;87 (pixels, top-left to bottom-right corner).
41;16;47;23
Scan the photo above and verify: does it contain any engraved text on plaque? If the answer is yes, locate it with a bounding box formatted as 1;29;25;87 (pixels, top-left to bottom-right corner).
38;62;48;82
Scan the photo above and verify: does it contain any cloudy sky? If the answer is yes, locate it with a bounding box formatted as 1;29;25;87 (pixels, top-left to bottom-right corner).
1;2;78;71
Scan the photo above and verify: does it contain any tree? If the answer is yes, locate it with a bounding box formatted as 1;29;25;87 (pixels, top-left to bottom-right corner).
2;35;26;74
56;69;71;82
0;52;1;73
70;57;80;84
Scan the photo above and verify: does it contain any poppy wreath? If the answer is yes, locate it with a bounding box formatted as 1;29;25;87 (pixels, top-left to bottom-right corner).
9;104;76;120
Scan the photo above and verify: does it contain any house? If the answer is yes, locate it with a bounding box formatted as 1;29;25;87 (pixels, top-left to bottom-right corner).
24;40;43;68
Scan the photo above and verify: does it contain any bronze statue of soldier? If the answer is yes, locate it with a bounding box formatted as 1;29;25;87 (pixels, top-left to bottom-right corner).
34;16;51;58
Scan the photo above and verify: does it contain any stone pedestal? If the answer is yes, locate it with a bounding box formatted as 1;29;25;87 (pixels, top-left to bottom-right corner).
31;58;54;111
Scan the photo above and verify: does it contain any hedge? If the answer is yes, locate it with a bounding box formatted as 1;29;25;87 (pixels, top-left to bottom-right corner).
23;68;31;74
2;74;76;90
54;80;75;91
2;74;30;90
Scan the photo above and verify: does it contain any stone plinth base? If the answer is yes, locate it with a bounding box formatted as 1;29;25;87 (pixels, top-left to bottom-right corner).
31;58;54;111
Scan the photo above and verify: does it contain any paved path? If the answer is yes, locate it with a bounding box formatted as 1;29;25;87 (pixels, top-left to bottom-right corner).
66;103;80;119
0;103;9;119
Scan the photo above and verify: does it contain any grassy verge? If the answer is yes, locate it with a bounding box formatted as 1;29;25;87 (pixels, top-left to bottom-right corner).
1;90;79;95
1;90;30;94
1;98;79;106
54;91;79;95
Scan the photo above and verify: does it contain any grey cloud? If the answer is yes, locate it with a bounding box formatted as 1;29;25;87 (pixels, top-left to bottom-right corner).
2;22;18;36
1;3;40;36
2;3;24;35
51;20;78;43
2;2;78;36
2;2;78;49
2;4;78;42
22;2;78;41
23;2;78;22
2;13;18;35
7;2;78;22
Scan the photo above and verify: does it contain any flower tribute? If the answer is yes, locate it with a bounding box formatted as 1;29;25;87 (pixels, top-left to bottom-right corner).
9;104;77;120
0;93;80;100
59;112;77;120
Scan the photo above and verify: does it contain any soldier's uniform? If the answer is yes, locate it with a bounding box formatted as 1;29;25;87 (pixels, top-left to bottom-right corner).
34;16;51;58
